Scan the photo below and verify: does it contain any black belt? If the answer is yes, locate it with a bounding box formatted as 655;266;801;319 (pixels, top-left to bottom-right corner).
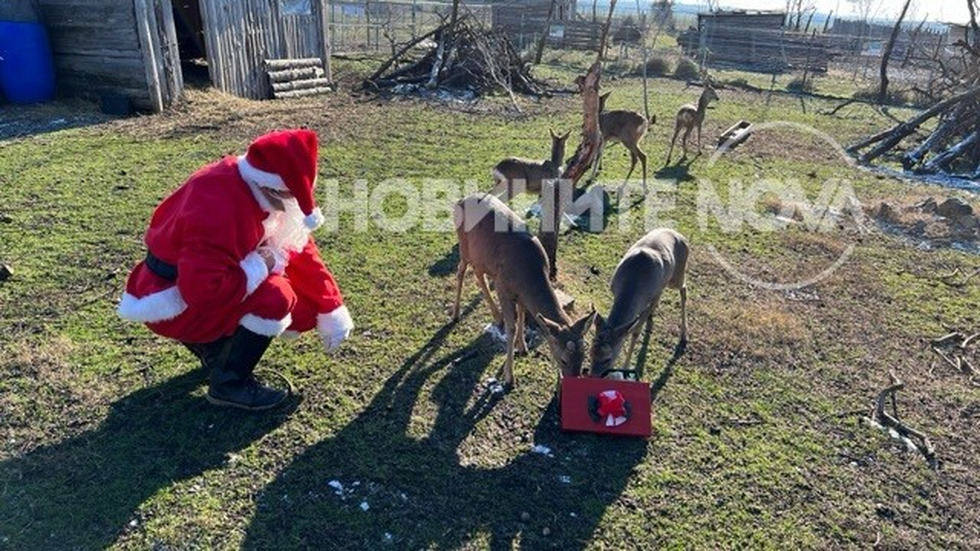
145;251;178;281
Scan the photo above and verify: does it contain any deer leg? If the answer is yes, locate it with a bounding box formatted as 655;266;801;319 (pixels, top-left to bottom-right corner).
622;324;644;369
697;123;703;149
680;285;688;343
452;260;468;321
500;297;518;387
667;127;681;163
636;147;648;195
474;271;502;326
623;150;638;185
515;303;528;354
682;127;692;157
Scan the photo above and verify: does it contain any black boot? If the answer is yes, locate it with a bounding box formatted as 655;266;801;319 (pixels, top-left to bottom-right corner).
206;327;288;411
182;338;229;372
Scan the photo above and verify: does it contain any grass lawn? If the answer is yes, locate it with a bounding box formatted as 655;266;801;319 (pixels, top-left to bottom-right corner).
1;52;979;549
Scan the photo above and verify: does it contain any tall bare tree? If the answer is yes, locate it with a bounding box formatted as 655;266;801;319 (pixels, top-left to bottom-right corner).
878;0;912;103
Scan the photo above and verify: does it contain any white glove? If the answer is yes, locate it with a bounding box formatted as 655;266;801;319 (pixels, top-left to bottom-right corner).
317;306;354;353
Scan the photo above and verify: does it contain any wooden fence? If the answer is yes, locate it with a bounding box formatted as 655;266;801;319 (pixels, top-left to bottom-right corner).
199;0;330;100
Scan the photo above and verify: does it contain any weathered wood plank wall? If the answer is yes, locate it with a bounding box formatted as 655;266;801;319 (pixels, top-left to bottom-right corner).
38;0;150;107
39;0;181;112
199;0;330;99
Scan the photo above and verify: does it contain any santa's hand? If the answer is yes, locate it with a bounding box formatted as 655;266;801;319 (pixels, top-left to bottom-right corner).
317;306;354;353
257;246;288;275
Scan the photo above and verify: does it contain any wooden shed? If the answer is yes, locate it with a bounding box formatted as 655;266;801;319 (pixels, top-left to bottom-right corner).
36;0;332;112
492;0;595;50
679;9;830;73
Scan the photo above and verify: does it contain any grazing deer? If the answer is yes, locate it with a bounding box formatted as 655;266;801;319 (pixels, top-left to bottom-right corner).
589;228;688;376
667;85;719;163
491;129;570;200
452;193;596;387
595;91;654;194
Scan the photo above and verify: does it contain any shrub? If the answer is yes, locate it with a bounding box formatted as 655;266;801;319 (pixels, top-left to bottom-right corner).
634;56;671;76
853;86;911;106
673;57;700;80
786;77;815;93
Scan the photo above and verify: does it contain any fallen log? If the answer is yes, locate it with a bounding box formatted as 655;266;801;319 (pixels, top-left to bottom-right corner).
923;130;980;173
846;85;980;162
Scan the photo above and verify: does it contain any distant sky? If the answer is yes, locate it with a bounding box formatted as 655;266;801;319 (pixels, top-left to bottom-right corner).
704;0;974;23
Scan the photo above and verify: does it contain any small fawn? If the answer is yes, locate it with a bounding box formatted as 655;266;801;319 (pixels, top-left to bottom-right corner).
667;85;719;163
596;91;654;193
491;130;570;200
453;193;596;387
590;228;689;376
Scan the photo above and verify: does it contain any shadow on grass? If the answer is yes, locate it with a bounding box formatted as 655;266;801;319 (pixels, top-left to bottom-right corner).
632;316;687;403
0;368;293;549
428;243;460;278
243;307;648;549
655;155;698;183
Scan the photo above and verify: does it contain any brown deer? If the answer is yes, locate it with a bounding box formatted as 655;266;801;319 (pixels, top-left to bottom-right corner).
491;129;570;200
452;193;596;387
666;85;719;163
589;228;688;377
596;91;655;194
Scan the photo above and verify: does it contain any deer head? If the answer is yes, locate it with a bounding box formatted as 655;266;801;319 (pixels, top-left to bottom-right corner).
588;305;651;376
704;85;719;103
598;91;612;112
548;129;571;167
535;309;596;378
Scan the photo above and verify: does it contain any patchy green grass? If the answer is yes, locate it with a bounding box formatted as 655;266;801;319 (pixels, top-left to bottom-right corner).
1;56;979;550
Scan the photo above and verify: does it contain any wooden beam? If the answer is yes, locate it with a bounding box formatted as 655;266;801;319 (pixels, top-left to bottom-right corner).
265;58;323;70
133;0;164;112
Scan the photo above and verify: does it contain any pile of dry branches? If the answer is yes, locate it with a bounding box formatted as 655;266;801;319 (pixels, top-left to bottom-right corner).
363;16;547;98
847;9;980;180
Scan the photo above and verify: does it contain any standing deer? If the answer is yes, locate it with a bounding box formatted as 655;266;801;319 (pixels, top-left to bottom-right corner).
666;85;719;163
491;129;570;200
589;228;688;376
595;91;655;194
452;193;596;388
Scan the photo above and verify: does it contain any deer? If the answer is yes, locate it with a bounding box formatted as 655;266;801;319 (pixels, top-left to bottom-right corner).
589;228;688;378
666;85;719;164
595;91;655;195
452;192;596;388
491;129;570;201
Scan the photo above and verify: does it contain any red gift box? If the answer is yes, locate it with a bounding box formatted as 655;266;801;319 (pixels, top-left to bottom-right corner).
559;371;652;437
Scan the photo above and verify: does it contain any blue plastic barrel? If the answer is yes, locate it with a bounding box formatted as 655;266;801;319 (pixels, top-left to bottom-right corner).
0;20;56;104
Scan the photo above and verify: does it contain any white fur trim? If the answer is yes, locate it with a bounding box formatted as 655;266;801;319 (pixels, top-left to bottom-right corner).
304;207;324;230
237;155;288;191
240;313;292;336
117;288;187;323
244;176;274;213
240;252;269;296
317;306;354;353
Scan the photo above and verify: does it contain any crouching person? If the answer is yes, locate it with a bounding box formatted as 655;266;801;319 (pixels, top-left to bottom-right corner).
118;129;354;410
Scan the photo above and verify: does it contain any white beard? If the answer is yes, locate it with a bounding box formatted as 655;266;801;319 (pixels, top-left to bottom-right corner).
262;197;311;253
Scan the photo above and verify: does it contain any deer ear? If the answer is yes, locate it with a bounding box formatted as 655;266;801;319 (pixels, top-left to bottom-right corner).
535;313;562;334
593;312;607;330
560;130;571;141
550;128;558;139
571;309;596;335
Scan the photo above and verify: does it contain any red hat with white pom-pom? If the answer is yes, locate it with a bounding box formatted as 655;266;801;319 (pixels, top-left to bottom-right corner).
238;129;324;230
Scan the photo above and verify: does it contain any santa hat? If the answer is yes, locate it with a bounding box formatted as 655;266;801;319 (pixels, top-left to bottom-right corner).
238;129;324;230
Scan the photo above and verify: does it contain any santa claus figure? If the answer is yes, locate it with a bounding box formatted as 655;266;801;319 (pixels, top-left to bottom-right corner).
118;129;354;410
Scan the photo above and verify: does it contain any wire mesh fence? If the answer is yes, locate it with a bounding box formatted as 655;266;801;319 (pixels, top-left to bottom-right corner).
328;0;492;54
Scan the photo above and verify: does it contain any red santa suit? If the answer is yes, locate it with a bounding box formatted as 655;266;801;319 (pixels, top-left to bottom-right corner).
118;130;354;352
